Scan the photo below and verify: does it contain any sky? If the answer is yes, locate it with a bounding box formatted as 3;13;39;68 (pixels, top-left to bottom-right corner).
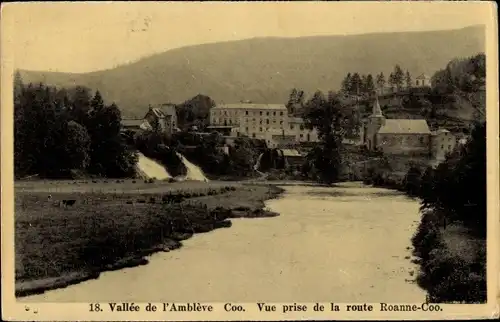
3;1;494;73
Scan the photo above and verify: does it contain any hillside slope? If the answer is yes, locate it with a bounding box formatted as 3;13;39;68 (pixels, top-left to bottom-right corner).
19;25;485;117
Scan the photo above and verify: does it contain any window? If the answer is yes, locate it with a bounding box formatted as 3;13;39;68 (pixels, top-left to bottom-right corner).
245;111;249;115
253;118;256;122
419;137;424;144
259;120;263;124
252;133;256;138
280;112;284;116
441;144;444;149
290;125;294;130
266;112;270;116
300;134;303;138
300;125;304;131
273;112;276;116
266;119;270;124
280;121;283;125
448;145;451;150
259;127;262;132
273;120;276;123
246;127;249;132
260;111;263;116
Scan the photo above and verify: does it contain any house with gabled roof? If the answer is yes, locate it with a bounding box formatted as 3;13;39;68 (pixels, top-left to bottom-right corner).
144;103;179;135
415;74;431;88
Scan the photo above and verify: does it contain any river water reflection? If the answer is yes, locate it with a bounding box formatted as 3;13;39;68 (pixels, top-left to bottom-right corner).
22;182;426;303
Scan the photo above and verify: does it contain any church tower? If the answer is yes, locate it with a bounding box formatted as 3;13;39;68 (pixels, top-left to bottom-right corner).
365;96;386;151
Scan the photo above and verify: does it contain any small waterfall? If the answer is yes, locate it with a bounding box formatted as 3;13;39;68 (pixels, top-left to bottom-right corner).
175;152;209;182
136;153;172;180
254;153;264;171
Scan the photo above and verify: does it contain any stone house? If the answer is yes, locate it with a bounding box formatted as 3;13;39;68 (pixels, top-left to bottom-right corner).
431;129;456;161
361;96;455;159
143;103;178;135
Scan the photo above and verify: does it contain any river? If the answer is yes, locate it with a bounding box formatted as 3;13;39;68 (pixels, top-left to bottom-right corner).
21;182;426;303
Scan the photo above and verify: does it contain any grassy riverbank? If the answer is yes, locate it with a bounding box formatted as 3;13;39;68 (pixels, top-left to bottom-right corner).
15;182;284;297
410;210;486;303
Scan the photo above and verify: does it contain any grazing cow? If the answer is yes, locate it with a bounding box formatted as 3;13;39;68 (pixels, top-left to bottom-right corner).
60;199;76;207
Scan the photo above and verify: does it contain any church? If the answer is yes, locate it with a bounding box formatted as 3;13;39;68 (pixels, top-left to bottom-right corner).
360;96;456;160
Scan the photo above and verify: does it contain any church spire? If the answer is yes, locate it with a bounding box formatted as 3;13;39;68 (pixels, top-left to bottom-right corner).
371;95;383;117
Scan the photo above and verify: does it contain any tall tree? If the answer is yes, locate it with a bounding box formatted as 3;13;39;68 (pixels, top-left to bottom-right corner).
62;121;92;171
388;72;396;92
87;91;137;177
360;75;368;94
302;91;359;184
376;72;386;94
177;94;216;130
405;70;412;89
365;74;375;94
286;88;305;115
393;65;405;91
350;73;362;95
341;73;352;94
68;86;92;125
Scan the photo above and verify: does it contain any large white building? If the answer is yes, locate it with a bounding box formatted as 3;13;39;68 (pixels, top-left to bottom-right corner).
209;103;319;147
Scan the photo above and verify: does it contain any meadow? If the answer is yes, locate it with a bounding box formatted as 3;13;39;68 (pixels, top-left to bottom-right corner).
14;180;284;297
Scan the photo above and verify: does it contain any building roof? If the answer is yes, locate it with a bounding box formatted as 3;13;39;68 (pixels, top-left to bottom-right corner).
121;119;144;127
141;121;153;130
214;103;287;110
147;104;176;119
281;149;302;157
431;129;451;135
416;74;430;80
378;119;431;134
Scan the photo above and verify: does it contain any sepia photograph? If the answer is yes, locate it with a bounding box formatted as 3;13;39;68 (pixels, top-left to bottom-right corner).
1;1;498;320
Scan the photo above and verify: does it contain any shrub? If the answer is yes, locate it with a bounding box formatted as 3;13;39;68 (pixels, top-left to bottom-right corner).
411;210;444;260
420;247;486;303
428;267;486;303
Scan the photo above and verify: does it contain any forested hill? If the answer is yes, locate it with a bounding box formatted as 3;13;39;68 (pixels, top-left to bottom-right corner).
18;25;485;117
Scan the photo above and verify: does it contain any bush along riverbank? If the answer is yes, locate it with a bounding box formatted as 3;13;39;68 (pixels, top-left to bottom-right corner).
15;184;284;297
411;210;486;303
362;122;486;303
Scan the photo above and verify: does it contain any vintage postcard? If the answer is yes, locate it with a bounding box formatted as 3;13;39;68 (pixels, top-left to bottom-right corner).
1;1;499;321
